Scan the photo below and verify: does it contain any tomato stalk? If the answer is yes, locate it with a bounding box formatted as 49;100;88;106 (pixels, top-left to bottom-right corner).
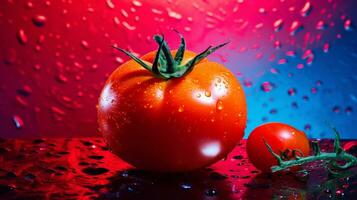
112;32;229;79
264;127;357;173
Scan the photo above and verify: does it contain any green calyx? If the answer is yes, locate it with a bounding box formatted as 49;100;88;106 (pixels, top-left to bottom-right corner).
112;32;229;79
264;127;357;174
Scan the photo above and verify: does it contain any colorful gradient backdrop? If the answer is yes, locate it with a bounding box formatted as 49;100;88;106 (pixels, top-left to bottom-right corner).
0;0;356;139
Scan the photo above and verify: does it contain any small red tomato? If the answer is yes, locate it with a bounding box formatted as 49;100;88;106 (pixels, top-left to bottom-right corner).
98;34;247;172
246;122;310;172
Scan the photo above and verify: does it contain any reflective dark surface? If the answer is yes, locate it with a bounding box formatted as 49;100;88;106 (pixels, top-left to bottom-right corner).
0;138;356;200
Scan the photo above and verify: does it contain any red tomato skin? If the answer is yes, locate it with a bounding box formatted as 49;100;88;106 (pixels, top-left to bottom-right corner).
246;122;310;172
97;50;247;172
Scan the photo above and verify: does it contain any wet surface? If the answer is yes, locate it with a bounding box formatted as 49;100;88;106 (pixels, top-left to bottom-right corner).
0;138;356;200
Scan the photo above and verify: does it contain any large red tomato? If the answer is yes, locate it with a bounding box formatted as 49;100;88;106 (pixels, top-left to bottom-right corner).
97;35;246;171
247;122;310;172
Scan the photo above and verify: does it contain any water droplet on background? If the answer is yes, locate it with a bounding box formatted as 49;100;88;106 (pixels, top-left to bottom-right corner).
16;29;28;45
344;19;353;31
300;2;312;17
32;15;47;27
288;88;297;96
13;115;24;129
260;82;275;92
106;0;115;9
273;19;284;32
290;21;303;35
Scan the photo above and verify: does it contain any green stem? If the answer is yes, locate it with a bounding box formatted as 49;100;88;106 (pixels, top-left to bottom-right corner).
270;152;357;173
265;127;357;174
113;31;228;79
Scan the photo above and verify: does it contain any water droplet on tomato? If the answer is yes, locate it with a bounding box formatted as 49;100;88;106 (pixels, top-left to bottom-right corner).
205;91;211;97
167;8;182;20
216;100;223;111
178;105;184;112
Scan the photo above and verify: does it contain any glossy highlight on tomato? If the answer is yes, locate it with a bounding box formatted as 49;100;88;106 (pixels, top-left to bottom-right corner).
247;122;310;172
97;35;247;172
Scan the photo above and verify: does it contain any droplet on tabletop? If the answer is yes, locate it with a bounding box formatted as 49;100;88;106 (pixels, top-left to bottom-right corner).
82;167;109;175
205;188;218;196
180;183;192;190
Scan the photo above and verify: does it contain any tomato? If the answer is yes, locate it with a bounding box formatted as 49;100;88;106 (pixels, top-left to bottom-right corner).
246;123;310;172
97;35;247;172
